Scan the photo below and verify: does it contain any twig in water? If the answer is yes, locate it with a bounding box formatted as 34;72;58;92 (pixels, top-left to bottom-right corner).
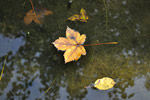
102;0;108;29
38;76;57;99
0;56;7;81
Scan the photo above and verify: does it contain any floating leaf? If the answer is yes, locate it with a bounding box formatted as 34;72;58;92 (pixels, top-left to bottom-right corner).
53;26;86;63
24;8;52;25
68;8;88;22
94;77;115;90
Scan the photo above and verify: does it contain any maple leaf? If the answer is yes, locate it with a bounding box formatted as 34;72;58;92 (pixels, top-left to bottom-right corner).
53;26;86;63
67;8;88;22
94;77;115;90
24;8;52;25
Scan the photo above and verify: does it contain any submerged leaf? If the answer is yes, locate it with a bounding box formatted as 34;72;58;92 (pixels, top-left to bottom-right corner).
94;77;115;90
24;8;52;25
53;26;86;63
67;8;88;22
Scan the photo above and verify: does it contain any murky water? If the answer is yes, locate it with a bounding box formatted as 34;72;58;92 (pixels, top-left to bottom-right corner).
0;0;150;100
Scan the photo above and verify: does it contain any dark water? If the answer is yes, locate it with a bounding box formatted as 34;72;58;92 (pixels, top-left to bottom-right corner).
0;0;150;100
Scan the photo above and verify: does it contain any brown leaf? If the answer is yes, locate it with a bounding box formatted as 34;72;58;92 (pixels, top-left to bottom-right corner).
24;8;52;25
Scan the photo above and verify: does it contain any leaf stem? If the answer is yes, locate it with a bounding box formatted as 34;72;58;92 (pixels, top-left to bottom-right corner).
82;42;118;47
29;0;34;11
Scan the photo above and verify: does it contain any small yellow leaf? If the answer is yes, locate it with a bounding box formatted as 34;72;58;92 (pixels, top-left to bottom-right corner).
53;26;86;63
67;15;80;21
79;8;88;22
94;77;115;90
67;8;88;22
80;8;86;16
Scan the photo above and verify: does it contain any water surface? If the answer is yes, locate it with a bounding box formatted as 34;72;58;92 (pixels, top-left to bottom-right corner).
0;0;150;100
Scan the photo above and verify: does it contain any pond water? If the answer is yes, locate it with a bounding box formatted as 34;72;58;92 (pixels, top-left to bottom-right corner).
0;0;150;100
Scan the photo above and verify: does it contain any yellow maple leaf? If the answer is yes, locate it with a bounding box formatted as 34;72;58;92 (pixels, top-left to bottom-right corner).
53;26;86;63
67;8;88;22
94;77;116;90
24;8;52;25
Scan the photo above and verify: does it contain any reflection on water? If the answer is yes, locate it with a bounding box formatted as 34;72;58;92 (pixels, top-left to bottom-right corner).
126;77;150;100
0;0;150;100
0;34;25;57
